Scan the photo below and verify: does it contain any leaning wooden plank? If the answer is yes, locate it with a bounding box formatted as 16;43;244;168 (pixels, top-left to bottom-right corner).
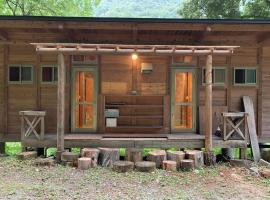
243;96;261;162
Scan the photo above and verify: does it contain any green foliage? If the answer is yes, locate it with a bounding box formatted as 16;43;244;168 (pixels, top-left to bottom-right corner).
178;0;270;19
0;0;101;16
5;142;21;155
94;0;182;18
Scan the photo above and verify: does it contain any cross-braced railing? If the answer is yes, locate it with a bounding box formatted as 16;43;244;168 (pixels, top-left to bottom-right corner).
19;111;46;140
222;112;248;141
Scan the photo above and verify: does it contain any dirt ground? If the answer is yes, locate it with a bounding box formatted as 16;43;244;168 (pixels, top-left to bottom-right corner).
0;157;269;200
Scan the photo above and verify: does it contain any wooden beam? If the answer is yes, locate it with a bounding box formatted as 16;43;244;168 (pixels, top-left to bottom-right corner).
205;54;213;152
56;53;65;162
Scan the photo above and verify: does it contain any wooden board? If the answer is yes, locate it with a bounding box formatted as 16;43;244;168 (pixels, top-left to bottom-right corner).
243;96;261;162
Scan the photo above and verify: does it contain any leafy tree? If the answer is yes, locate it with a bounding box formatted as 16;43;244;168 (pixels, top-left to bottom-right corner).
243;0;270;18
0;0;101;16
178;0;242;19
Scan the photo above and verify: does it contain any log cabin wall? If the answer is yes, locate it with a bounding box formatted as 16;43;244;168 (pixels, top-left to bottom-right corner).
0;45;4;137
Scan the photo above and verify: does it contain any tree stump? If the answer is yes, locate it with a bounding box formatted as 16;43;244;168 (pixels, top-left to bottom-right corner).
166;150;185;170
147;150;166;168
17;151;37;160
81;148;100;167
185;150;204;168
162;160;177;171
34;158;55;167
113;161;134;173
61;152;79;162
204;151;216;166
98;148;119;167
78;157;91;170
125;148;142;163
135;161;156;172
180;159;194;171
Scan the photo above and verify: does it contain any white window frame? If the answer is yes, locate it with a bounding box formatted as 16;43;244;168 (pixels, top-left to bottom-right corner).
202;66;226;86
8;64;33;84
41;65;58;84
233;67;257;86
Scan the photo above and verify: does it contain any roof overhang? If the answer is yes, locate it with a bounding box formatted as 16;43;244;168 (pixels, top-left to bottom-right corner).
31;43;239;55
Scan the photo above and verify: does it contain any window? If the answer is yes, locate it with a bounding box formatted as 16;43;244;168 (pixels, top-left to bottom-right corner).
41;65;58;83
202;67;226;85
234;68;257;85
8;65;33;84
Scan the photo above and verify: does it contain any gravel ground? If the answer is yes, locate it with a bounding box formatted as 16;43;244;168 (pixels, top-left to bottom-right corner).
0;156;269;200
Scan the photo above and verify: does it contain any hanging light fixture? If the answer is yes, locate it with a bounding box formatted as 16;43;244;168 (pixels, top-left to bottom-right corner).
131;53;138;60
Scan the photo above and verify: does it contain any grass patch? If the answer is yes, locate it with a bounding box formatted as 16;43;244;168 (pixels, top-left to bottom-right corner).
5;142;21;155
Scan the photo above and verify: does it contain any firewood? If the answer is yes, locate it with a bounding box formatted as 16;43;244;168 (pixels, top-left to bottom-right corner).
185;150;204;168
125;148;142;163
98;148;119;167
113;161;134;173
17;151;37;160
204;151;216;166
162;160;177;171
147;150;166;168
135;161;156;172
78;157;91;170
180;159;194;171
61;152;79;162
166;150;185;170
81;148;100;167
34;158;55;167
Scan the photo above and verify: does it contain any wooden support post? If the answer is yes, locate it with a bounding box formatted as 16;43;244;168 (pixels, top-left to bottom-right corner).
56;53;65;162
205;54;213;152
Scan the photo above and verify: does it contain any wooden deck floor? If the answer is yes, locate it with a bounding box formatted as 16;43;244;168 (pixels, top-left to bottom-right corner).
21;133;247;149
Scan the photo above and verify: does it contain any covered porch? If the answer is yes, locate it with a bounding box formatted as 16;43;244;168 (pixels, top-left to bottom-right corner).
22;43;245;160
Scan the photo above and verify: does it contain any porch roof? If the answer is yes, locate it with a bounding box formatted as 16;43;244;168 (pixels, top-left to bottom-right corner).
31;43;239;55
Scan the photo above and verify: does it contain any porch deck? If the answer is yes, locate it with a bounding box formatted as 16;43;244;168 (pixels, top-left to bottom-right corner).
21;133;247;149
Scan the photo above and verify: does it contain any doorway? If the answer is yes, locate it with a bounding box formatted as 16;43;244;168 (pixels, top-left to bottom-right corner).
71;67;98;132
171;68;196;132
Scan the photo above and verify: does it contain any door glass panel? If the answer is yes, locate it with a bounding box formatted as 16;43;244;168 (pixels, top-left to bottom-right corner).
75;71;95;129
173;71;194;130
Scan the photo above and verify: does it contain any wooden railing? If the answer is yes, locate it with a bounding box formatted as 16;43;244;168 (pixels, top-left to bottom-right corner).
221;112;248;141
19;111;46;140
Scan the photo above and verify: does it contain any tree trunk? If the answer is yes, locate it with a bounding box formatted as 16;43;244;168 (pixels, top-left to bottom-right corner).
78;157;91;170
166;150;185;170
147;150;166;168
204;151;216;166
162;160;177;171
113;161;134;173
135;161;156;172
180;159;194;171
185;150;204;168
98;148;119;167
125;148;142;163
81;148;100;167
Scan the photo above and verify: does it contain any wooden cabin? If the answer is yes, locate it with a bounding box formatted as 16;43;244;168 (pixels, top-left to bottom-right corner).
0;16;269;157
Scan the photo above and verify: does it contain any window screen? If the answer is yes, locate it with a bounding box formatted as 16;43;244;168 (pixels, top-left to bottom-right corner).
42;65;57;83
234;68;257;85
202;67;226;85
9;66;20;82
9;65;33;84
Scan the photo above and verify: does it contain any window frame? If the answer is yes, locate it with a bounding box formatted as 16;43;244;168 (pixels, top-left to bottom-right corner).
41;65;58;84
201;66;227;86
233;67;257;86
8;64;33;84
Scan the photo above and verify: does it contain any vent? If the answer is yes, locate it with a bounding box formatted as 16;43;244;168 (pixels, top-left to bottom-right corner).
141;63;153;74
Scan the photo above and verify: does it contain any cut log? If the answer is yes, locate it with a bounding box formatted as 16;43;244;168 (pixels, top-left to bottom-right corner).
229;159;252;168
147;150;166;168
167;150;185;170
61;152;79;162
17;151;37;160
34;158;55;167
185;150;204;168
125;148;142;163
113;161;134;173
98;148;119;167
180;159;194;171
261;149;270;162
81;148;100;167
78;157;91;170
162;160;177;171
204;151;216;166
135;161;156;172
62;161;75;167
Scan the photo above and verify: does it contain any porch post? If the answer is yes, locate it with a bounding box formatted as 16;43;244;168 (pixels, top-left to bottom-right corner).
56;53;65;162
205;54;213;152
